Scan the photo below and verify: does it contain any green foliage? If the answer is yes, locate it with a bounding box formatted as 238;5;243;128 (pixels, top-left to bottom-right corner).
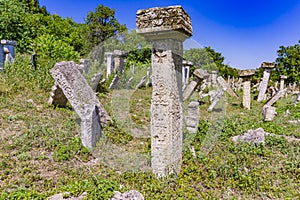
84;5;127;50
184;47;238;78
34;34;80;62
274;40;300;84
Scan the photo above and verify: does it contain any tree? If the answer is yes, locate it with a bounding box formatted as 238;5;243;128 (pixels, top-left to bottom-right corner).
183;47;238;78
274;41;300;84
84;5;127;50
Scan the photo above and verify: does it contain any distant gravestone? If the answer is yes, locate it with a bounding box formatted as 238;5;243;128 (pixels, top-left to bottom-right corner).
217;76;238;98
264;88;287;107
50;61;111;149
279;75;287;91
232;128;265;145
208;87;227;112
263;105;277;121
137;5;192;177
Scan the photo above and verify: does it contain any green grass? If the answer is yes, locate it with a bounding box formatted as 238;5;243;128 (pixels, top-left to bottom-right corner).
0;58;299;199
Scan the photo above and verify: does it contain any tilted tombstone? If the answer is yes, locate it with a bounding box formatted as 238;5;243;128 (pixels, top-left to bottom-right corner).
264;88;287;107
217;76;239;98
257;62;276;102
50;61;111;148
109;74;120;90
90;73;103;91
136;5;192;177
239;69;256;110
208;87;227;112
183;68;208;100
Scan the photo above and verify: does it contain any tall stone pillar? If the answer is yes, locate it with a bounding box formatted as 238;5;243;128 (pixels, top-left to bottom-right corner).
136;5;192;177
105;52;114;78
257;62;276;102
239;69;256;109
182;60;192;88
279;75;287;91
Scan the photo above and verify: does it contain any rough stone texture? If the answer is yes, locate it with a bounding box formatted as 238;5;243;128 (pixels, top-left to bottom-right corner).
48;84;68;106
109;74;120;90
238;69;255;77
263;105;277;121
136;5;192;38
193;68;209;80
280;75;287;91
261;62;276;69
208;87;226;111
137;5;191;177
232;128;265;145
50;61;111;148
264;88;287;107
110;190;144;200
186;101;199;133
217;76;238;98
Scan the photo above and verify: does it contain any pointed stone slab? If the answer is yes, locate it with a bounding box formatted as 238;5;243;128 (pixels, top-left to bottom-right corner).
50;61;111;126
264;88;287;107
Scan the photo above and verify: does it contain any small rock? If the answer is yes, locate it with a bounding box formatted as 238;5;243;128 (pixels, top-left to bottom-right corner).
232;128;265;145
110;190;144;200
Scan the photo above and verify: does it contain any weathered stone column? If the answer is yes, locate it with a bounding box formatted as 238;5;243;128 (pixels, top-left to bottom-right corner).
211;71;218;87
279;75;287;91
136;5;192;177
105;52;114;78
113;50;127;74
257;62;276;102
239;69;256;109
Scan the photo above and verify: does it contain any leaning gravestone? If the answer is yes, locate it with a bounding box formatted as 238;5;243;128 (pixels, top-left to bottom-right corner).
257;62;276;102
217;76;238;98
50;61;111;149
137;5;192;177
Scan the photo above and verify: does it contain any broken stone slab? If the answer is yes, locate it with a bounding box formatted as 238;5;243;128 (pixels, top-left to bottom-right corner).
50;61;111;148
217;76;238;98
262;105;277;121
183;80;199;100
193;68;209;80
186;101;199;133
110;190;144;200
208;87;227;112
264;88;287;107
48;84;68;106
232;128;265;145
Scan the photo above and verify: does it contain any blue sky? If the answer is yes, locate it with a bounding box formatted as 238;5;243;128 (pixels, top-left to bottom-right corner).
39;0;300;69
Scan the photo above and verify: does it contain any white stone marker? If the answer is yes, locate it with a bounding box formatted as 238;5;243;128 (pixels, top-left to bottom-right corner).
137;5;192;177
105;52;114;78
279;75;287;91
239;69;256;110
50;61;111;148
217;76;239;98
186;101;199;134
257;62;276;102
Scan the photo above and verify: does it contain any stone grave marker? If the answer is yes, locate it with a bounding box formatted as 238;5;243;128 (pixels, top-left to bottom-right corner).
50;61;111;148
239;69;256;110
257;62;276;102
217;76;238;98
279;75;287;91
137;5;192;177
